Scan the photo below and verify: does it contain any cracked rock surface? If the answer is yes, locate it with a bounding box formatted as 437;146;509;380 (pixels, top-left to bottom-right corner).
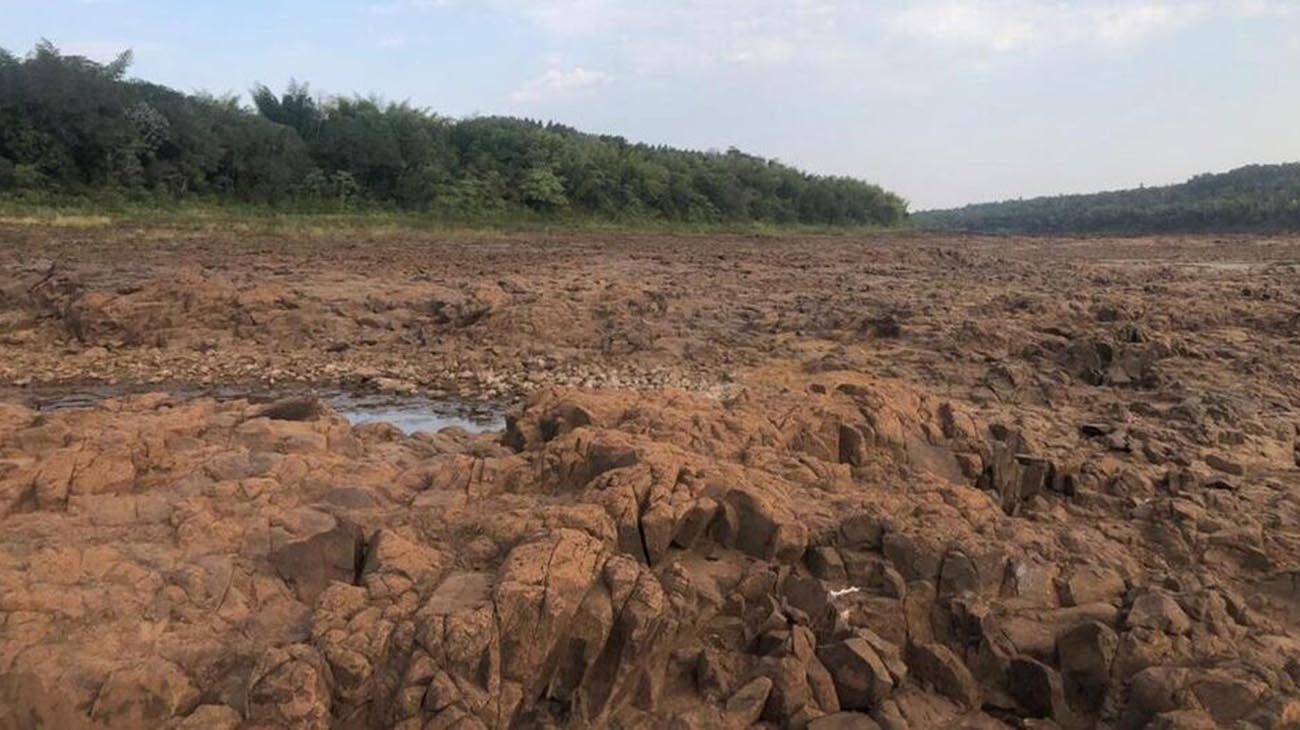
2;228;1300;729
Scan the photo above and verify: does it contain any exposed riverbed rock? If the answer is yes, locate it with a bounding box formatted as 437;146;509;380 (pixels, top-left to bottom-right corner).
3;371;1291;729
4;231;1300;728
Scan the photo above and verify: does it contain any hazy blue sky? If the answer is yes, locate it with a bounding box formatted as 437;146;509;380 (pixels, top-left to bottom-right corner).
6;0;1299;208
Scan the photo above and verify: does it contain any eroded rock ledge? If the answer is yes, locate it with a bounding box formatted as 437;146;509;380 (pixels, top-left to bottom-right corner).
1;374;1298;729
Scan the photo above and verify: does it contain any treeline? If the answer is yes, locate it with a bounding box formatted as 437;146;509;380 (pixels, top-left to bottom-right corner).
914;163;1300;234
0;42;907;226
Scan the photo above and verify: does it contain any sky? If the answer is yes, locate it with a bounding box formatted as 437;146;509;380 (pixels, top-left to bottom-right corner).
5;0;1299;209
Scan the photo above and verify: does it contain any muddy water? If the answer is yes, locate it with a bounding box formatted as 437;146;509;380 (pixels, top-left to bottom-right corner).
10;387;506;435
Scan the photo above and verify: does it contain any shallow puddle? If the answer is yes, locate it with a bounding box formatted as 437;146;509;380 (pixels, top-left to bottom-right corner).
11;386;506;435
326;393;505;434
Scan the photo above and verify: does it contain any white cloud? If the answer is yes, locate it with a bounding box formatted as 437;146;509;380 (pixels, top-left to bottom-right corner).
484;1;1294;65
510;67;613;102
373;0;1297;85
891;1;1041;51
888;0;1291;51
1226;0;1296;17
493;0;861;71
731;37;797;66
1087;3;1209;44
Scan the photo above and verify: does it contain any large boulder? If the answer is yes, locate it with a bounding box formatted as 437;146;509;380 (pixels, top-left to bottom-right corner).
817;638;895;710
904;643;981;709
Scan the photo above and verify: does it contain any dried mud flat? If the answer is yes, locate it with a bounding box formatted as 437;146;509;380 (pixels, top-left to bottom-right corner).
2;226;1300;730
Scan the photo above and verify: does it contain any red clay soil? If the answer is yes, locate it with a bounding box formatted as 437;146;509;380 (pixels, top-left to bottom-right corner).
1;225;1299;729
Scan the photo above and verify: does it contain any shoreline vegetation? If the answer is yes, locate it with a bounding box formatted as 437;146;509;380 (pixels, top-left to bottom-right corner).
914;162;1300;234
0;42;908;230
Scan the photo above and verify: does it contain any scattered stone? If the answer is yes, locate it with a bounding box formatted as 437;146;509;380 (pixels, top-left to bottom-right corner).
1123;667;1190;728
1055;621;1118;711
1189;673;1268;726
1059;565;1126;606
1079;423;1114;438
817;639;895;710
809;546;848;582
726;676;774;726
254;396;325;421
374;377;418;395
1127;591;1193;635
1007;656;1069;721
758;656;814;720
839;513;884;549
904;643;981;708
1204;454;1245;477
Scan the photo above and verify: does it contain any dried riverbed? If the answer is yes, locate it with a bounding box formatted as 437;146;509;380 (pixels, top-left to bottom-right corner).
2;226;1299;729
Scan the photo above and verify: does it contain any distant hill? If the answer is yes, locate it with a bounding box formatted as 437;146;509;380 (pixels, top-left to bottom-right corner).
914;163;1300;234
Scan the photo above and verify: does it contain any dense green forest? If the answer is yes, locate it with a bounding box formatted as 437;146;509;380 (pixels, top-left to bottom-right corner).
915;163;1300;234
0;42;907;226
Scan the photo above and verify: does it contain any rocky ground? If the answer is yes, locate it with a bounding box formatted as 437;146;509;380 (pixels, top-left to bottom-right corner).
1;224;1299;729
